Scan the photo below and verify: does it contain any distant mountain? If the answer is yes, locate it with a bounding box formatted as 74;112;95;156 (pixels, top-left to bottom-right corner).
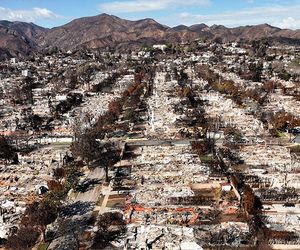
207;24;281;42
173;25;190;32
0;21;47;59
208;24;300;45
189;23;209;32
38;14;199;51
1;14;300;58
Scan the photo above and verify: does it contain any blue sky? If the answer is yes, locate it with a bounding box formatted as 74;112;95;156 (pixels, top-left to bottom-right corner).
1;0;300;29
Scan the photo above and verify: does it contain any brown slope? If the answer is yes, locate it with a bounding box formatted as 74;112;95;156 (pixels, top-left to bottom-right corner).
3;13;300;57
40;14;131;49
189;23;209;33
206;23;300;43
173;25;190;32
0;21;47;58
230;24;281;40
275;28;300;40
41;14;199;51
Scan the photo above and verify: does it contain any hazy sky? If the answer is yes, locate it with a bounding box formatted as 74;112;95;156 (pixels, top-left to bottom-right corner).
1;0;300;29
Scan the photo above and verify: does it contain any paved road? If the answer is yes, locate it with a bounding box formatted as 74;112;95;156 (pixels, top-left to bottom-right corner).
75;167;105;203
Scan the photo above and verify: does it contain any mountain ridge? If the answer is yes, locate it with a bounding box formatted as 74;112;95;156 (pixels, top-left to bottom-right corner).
1;13;300;58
